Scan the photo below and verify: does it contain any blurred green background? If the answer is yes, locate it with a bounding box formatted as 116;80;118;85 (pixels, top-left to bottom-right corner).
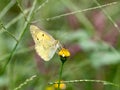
0;0;120;90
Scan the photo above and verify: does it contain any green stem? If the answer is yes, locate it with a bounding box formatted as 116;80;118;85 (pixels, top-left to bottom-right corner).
58;62;64;90
0;0;37;75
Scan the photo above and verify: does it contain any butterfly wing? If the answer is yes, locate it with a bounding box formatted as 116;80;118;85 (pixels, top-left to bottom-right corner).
35;40;59;61
30;25;59;61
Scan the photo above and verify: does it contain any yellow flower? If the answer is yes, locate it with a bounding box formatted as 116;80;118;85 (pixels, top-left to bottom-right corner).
54;81;66;90
58;48;70;57
45;86;54;90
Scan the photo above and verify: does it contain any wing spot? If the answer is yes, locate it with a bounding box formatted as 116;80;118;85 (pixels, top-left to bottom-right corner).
42;34;44;37
37;38;39;40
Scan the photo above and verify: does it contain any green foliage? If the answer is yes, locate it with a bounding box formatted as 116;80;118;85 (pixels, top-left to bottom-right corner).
0;0;120;90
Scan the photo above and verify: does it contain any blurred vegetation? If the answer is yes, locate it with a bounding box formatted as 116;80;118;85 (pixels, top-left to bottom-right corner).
0;0;120;90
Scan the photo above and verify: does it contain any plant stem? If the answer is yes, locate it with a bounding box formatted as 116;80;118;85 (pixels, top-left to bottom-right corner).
58;62;64;90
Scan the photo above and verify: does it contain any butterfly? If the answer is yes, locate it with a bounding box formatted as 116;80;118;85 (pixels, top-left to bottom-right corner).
30;25;60;61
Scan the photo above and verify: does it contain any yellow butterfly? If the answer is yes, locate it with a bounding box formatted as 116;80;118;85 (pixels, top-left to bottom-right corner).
30;25;60;61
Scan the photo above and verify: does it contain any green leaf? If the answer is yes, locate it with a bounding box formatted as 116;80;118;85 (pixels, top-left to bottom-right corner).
90;51;120;67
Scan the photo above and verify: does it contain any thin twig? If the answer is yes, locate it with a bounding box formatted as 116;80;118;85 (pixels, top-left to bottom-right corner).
93;0;120;32
46;2;117;21
35;0;49;13
0;0;16;19
0;0;37;74
16;0;29;22
0;21;18;42
14;75;37;90
49;79;120;88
